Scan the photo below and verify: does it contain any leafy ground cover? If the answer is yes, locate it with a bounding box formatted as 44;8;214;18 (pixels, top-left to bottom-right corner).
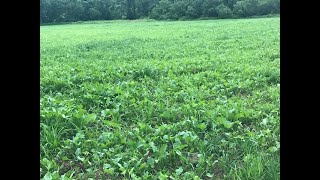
40;17;280;179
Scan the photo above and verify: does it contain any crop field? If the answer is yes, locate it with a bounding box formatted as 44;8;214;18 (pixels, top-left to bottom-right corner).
40;17;280;179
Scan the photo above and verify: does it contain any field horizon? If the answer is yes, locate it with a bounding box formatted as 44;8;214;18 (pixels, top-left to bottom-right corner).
40;14;280;26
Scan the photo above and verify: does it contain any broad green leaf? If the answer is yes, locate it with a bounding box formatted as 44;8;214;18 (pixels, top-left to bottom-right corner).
175;167;183;176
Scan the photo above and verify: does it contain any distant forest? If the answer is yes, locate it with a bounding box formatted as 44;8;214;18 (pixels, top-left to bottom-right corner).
40;0;280;23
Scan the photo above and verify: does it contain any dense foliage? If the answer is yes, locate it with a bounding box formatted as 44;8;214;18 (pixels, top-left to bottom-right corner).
40;17;280;179
40;0;280;23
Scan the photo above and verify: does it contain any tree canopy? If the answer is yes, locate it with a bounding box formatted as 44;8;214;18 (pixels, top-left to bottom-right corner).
40;0;280;23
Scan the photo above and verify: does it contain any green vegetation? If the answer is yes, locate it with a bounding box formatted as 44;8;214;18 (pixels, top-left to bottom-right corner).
40;17;280;179
40;0;280;23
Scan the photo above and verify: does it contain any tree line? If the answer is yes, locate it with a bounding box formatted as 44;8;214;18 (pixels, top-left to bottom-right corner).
40;0;280;23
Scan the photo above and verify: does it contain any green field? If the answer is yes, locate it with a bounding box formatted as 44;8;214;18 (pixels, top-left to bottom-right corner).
40;17;280;179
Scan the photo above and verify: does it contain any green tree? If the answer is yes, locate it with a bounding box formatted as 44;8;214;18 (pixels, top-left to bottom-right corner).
216;3;233;18
186;6;198;19
243;0;259;16
40;0;280;23
150;0;171;19
201;0;220;17
233;0;246;17
136;0;158;17
169;0;188;19
127;0;136;19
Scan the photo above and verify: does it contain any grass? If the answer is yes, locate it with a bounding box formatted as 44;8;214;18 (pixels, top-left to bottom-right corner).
40;17;280;179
